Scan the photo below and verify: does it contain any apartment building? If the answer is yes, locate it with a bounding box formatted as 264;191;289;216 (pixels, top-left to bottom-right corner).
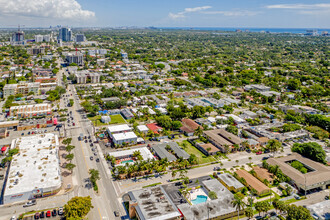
10;103;52;118
3;82;40;98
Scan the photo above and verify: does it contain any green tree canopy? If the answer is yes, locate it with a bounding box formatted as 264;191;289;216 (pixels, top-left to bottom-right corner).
64;196;93;220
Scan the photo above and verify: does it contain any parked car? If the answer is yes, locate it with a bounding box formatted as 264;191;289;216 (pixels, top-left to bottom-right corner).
58;207;64;215
90;156;93;160
246;149;251;153
21;132;24;136
40;211;45;218
262;156;269;160
96;158;100;162
52;209;57;217
46;210;51;217
34;212;40;219
256;151;262;155
11;216;16;220
114;211;120;217
175;182;182;186
325;196;329;200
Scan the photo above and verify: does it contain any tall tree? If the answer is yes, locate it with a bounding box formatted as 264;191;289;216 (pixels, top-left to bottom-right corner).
64;196;93;220
231;194;246;220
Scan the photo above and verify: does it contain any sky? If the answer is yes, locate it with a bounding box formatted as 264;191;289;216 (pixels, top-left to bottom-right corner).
0;0;329;28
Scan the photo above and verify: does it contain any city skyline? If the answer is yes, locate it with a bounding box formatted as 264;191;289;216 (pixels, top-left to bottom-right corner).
0;0;329;28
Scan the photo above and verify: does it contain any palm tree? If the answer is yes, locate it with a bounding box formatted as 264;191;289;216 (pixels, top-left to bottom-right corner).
208;191;218;200
231;194;246;220
245;207;254;219
181;188;190;200
194;126;203;137
66;153;74;162
171;170;177;179
65;163;76;174
272;198;280;214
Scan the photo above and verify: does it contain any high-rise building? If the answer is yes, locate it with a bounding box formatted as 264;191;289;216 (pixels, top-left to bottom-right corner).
35;35;44;43
43;35;51;42
64;52;84;66
75;34;86;42
11;31;25;45
58;27;72;42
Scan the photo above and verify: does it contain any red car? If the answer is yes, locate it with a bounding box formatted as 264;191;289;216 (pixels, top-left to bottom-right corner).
46;211;51;218
256;151;262;155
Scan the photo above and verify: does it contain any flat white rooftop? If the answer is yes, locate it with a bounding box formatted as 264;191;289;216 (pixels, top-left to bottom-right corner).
4;133;61;197
108;147;154;160
137;125;149;132
107;124;131;133
112;131;137;141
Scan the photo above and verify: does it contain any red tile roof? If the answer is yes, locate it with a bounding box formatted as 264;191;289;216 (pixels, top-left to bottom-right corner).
146;123;162;134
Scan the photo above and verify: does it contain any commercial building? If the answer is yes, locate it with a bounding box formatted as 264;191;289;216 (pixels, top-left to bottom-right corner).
10;104;52;118
112;132;138;145
235;169;271;195
75;34;86;42
178;179;239;220
58;27;72;42
151;142;189;162
203;129;242;153
106;124;138;146
3;133;61;204
3;82;40;98
267;153;330;192
218;173;244;192
0;120;19;129
127;186;181;220
107;124;132;136
108;147;154;166
64;52;84;66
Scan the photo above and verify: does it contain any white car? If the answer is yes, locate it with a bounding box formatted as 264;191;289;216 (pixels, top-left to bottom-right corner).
11;216;16;220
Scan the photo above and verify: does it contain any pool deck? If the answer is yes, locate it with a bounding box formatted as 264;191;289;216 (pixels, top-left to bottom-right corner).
189;188;210;202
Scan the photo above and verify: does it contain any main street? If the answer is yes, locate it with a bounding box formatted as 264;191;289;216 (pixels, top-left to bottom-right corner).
62;83;123;220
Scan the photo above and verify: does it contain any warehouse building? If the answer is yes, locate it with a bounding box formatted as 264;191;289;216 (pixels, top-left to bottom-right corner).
3;133;61;204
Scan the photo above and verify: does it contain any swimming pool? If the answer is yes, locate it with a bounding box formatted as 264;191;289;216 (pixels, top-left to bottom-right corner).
121;160;134;164
191;195;208;205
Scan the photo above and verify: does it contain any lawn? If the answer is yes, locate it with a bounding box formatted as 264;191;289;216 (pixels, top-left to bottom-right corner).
88;114;126;126
178;140;216;164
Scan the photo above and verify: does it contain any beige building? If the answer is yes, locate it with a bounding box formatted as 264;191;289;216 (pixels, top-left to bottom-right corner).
3;82;40;98
10;104;52;118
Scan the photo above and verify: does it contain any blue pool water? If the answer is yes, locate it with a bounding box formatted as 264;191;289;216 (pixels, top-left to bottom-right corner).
191;195;208;205
121;160;134;164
